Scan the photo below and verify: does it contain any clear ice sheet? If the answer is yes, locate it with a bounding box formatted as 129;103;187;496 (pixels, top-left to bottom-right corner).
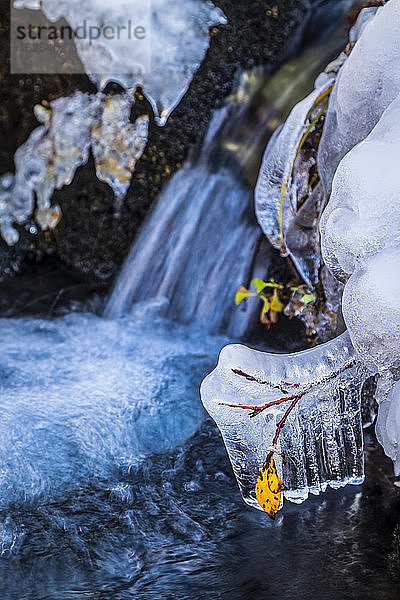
14;0;227;125
201;332;370;509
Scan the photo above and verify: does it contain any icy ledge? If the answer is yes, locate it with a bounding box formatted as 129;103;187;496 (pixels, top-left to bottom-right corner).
13;0;227;125
202;1;400;513
201;332;370;511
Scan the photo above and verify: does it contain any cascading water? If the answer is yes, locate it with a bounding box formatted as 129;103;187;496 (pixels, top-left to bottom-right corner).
104;96;262;337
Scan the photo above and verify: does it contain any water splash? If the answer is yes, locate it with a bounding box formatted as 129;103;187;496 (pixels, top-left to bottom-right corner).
0;309;226;510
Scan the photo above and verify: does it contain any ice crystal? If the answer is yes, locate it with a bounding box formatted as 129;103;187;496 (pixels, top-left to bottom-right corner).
13;0;227;125
0;92;148;245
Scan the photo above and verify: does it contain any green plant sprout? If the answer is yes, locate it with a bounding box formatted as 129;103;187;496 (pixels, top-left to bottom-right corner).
236;278;315;328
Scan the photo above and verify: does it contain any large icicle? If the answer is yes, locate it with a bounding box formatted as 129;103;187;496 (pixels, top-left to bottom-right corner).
201;332;370;511
254;78;333;284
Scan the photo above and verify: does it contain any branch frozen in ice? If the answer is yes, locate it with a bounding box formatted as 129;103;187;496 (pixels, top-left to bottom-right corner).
201;332;369;512
220;358;356;418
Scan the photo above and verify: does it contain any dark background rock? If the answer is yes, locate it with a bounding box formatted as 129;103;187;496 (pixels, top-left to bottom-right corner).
0;0;313;309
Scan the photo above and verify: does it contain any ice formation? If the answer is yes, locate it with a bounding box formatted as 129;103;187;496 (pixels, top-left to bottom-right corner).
318;0;400;470
6;0;226;243
13;0;227;125
319;5;400;369
319;0;400;371
201;331;369;510
91;96;149;206
253;13;371;338
203;1;400;512
255;78;334;285
318;0;400;193
254;4;379;287
0;92;148;245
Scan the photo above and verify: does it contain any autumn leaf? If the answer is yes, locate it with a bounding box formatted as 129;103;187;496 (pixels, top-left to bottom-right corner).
251;278;268;294
235;286;254;305
261;298;271;313
270;288;284;312
255;453;284;519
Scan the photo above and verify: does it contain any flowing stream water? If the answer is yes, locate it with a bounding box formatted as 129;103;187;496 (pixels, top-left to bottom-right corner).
1;3;400;599
104;100;261;337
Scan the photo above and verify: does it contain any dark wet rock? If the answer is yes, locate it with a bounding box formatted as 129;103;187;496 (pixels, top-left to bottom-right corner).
0;0;313;286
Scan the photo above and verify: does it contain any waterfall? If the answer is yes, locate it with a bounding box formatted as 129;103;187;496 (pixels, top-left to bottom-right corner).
104;97;262;337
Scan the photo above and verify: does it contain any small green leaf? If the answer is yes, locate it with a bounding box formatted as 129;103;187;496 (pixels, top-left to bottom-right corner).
302;294;314;304
251;278;268;294
262;299;271;313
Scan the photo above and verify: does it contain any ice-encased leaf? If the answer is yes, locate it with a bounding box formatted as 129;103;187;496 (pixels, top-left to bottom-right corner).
255;78;333;284
255;454;284;518
14;0;227;125
201;332;370;511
